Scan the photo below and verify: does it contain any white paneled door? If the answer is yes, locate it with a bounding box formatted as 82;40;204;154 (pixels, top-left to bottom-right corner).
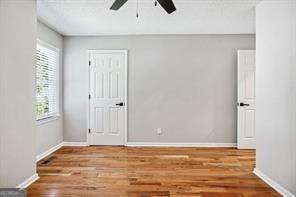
237;50;256;149
88;50;127;145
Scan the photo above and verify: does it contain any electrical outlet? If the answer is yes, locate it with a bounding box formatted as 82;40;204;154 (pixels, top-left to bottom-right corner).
157;128;162;135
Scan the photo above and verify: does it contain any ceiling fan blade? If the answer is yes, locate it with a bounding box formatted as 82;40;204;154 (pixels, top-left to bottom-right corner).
156;0;176;14
110;0;128;10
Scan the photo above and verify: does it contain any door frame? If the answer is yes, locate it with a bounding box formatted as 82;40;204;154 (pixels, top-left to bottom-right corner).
86;49;128;146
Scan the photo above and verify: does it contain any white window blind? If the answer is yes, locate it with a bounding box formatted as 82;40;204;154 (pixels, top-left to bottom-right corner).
36;41;59;120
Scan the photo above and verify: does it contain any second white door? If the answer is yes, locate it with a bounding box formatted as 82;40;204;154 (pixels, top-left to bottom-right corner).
88;50;127;145
237;50;256;149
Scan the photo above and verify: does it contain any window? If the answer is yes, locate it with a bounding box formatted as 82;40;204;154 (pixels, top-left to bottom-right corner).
36;40;59;120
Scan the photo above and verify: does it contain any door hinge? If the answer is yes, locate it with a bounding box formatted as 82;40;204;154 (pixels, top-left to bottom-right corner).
89;94;91;99
89;61;91;66
88;128;91;134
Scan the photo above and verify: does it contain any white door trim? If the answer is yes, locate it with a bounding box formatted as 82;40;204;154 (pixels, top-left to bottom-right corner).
86;50;128;146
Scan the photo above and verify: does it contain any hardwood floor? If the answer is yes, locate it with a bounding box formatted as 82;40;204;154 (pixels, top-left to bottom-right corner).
28;146;280;197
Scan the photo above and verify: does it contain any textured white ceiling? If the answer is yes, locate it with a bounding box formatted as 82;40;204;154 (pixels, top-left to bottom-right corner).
37;0;260;36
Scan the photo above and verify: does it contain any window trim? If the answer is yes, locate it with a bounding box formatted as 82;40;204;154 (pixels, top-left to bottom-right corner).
36;39;60;122
36;115;61;126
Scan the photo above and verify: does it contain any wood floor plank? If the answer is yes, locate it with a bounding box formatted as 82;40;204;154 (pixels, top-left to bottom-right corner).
28;146;280;197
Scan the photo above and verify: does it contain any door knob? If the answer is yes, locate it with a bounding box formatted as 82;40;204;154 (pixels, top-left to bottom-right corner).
239;102;250;107
116;102;125;106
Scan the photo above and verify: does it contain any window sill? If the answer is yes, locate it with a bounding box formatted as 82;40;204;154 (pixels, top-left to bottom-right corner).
36;115;60;126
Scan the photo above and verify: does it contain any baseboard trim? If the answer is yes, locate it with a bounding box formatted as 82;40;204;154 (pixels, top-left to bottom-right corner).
17;173;39;189
62;141;88;146
254;168;295;197
36;142;63;162
126;142;237;147
36;142;87;162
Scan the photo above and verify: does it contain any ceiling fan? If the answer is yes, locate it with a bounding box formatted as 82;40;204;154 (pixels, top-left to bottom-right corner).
110;0;176;14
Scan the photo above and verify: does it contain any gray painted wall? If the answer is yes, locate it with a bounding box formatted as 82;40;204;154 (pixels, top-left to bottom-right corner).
0;0;36;187
36;21;63;155
64;35;255;143
256;0;296;195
